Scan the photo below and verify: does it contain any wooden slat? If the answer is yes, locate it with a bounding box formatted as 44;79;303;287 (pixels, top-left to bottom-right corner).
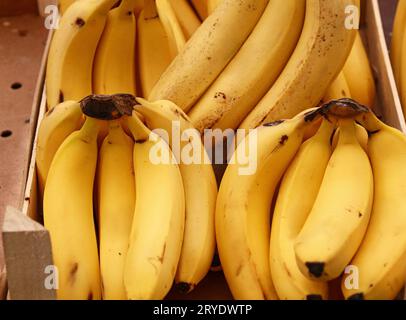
2;206;56;300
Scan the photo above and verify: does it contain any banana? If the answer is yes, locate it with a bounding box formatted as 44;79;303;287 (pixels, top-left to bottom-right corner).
188;0;306;132
134;98;217;293
343;31;376;107
169;0;201;39
148;0;269;112
46;0;116;109
216;114;311;300
270;119;334;300
93;0;137;95
36;101;83;200
43;117;101;300
207;0;222;15
391;0;406;87
190;0;208;20
323;71;351;102
97;121;135;300
239;0;359;130
342;113;406;300
59;0;77;16
137;0;172;97
156;0;187;57
124;114;185;300
332;123;368;151
295;119;373;281
400;20;406;115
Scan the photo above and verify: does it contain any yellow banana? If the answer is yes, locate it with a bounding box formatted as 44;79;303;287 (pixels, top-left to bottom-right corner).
391;0;406;87
216;114;311;300
207;0;222;15
343;31;376;107
188;0;306;132
270;120;334;300
149;0;269;112
124;114;185;300
295;119;373;281
36;101;83;200
156;0;187;57
169;0;201;39
342;113;406;300
137;0;172;97
93;0;137;95
323;71;351;102
97;121;135;300
43;117;101;300
134;98;217;293
46;0;116;109
59;0;77;15
239;0;359;130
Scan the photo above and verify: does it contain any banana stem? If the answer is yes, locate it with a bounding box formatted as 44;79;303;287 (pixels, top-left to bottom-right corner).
80;117;101;143
126;114;151;141
144;0;158;19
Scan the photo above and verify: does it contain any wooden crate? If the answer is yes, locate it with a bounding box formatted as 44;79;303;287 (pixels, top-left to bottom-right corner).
2;0;406;300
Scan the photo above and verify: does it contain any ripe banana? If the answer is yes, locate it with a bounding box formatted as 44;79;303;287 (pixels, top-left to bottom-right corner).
148;0;269;112
391;0;406;87
124;114;185;300
188;0;306;132
239;0;359;130
342;113;406;300
207;0;222;15
59;0;77;15
270;119;334;300
43;117;101;300
343;31;376;107
137;0;172;97
295;119;373;281
156;0;187;56
216;114;311;300
323;71;351;102
36;100;83;200
134;98;217;293
169;0;201;39
46;0;116;109
93;0;137;95
190;0;208;20
97;121;135;300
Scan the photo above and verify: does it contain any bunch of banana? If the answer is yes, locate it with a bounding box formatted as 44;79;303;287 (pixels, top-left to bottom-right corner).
188;0;306;132
149;0;269;111
37;94;217;299
391;0;406;117
216;99;406;300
